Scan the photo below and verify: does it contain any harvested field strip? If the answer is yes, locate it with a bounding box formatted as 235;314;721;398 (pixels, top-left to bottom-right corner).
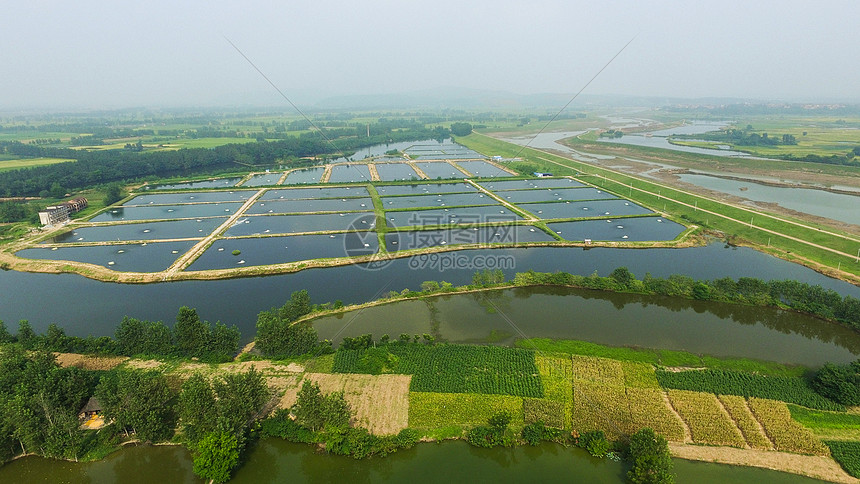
523;398;566;429
748;397;830;455
717;394;774;450
277;373;411;436
668;390;747;448
408;392;523;429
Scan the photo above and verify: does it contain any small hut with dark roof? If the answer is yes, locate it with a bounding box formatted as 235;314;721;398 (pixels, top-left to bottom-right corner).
79;397;102;420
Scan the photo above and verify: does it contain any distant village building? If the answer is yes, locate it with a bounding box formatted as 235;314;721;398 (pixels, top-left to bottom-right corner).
78;396;102;420
38;205;70;226
533;172;554;178
492;155;503;161
38;197;87;227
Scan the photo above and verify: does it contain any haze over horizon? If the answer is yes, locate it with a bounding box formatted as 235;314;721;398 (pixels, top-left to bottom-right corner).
2;0;859;110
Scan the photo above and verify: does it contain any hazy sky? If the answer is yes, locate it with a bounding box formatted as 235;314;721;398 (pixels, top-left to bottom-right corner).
2;0;858;109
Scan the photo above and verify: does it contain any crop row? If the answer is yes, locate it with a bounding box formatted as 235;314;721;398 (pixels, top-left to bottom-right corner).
748;398;829;455
656;369;844;411
408;392;524;429
717;395;773;450
333;344;544;398
825;440;860;478
667;390;746;447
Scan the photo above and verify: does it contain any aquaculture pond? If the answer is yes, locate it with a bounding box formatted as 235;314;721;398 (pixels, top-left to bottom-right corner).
496;187;618;204
244;198;373;215
16;241;197;272
376;183;476;196
224;213;369;236
90;202;245;222
381;192;496;209
386;225;555;251
261;186;369;200
386;205;520;227
548;217;685;242
310;285;860;367
125;190;255;205
241;173;283;187
413;161;469;178
520;200;654;219
374;163;421;181
3;244;859;338
186;232;378;270
44;218;227;243
283;167;324;184
328;164;373;183
456;160;514;177
143;177;242;190
480;178;585;190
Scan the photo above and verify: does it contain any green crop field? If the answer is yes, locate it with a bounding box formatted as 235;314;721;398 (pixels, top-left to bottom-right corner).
0;157;76;172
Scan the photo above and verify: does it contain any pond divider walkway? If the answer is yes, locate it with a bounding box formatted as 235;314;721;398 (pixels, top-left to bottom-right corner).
163;189;266;278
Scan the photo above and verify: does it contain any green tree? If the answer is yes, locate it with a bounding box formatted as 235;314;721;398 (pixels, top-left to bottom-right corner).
212;368;270;436
208;321;240;361
812;361;860;406
628;428;674;484
103;184;123;206
96;369;176;443
178;373;217;445
293;381;325;431
0;320;14;343
174;306;209;357
450;122;473;137
192;432;239;483
16;320;36;349
610;267;634;288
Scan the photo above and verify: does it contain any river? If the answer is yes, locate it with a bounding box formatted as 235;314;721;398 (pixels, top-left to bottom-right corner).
0;439;825;484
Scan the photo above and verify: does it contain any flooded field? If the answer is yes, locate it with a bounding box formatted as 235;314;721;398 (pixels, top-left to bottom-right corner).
455;160;514;177
125;190;255;205
187;232;378;270
548;217;685;241
328;164;373;183
241;173;283;187
381;192;495;209
260;186;369;200
404;140;483;159
17;241;197;272
225;213;371;236
144;178;242;190
495;187;618;204
376;183;475;196
386;225;555;251
519;199;654;219
479;178;585;190
90;202;245;222
413;161;469;178
374;163;420;181
244;198;373;215
386;205;520;227
283;167;324;184
45;218;227;243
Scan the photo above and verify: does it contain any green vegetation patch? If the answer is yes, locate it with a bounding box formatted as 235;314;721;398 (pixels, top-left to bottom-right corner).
825;440;860;477
333;343;543;398
789;405;860;431
656;369;844;411
523;398;565;429
408;392;524;429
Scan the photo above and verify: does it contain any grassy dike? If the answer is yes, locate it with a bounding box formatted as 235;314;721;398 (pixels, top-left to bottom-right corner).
457;132;860;284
